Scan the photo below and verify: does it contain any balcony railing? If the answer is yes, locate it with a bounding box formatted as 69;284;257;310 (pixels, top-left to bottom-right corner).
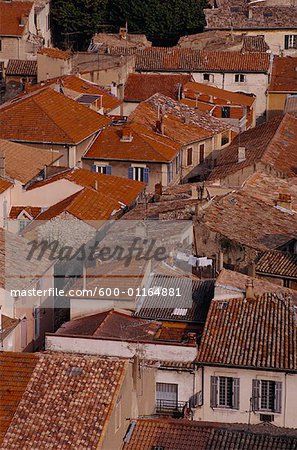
156;399;187;417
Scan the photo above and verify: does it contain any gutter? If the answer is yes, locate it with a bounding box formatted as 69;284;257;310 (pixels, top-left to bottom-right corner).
194;362;297;374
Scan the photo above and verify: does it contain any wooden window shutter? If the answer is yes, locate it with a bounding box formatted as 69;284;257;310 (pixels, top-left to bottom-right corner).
105;165;112;175
285;35;289;49
91;164;97;172
210;376;218;408
128;166;134;179
252;379;260;411
143;167;149;184
274;382;282;413
233;378;240;410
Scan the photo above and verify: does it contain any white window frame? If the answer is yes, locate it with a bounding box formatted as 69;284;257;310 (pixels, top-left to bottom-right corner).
235;74;246;83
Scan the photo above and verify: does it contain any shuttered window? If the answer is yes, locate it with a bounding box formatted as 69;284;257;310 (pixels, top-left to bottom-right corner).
128;166;149;183
252;380;282;413
90;164;111;174
210;376;240;409
285;35;297;49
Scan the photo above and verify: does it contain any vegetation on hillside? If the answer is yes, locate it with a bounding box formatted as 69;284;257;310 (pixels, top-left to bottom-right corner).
51;0;208;50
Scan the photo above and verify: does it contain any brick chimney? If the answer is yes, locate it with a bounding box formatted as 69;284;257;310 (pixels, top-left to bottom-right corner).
246;279;255;300
121;126;133;142
238;146;246;163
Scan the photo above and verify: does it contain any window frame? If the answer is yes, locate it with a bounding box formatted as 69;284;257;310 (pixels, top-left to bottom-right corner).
187;147;193;166
210;376;240;410
235;73;246;83
203;73;214;83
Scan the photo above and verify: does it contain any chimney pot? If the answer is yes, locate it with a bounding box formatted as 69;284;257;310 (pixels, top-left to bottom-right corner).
238;146;246;163
246;279;255;300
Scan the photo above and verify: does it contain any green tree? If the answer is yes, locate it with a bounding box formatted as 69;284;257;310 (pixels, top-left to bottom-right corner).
51;0;109;50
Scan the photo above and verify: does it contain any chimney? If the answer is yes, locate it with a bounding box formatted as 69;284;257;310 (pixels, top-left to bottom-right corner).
238;146;246;163
110;82;118;97
0;152;6;178
246;279;255;300
119;25;128;40
19;14;27;26
248;5;253;19
121;126;133;142
94;180;98;191
276;193;292;211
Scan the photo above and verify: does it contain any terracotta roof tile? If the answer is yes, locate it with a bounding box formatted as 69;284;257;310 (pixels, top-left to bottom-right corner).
27;167;145;205
256;251;297;279
135;48;270;73
123;418;297;450
38;47;71;60
0;1;33;36
184;81;255;107
197;292;297;370
130;93;230;145
0;177;13;194
9;206;42;219
6;59;37;76
0;139;61;184
269;57;297;93
207;114;297;181
124;73;192;102
0;352;37;445
0;88;110;144
202;172;297;251
1;352;127;449
85;122;180;163
242;35;269;53
205;5;297;31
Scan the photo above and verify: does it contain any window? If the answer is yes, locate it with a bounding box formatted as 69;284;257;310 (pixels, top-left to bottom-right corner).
222;106;231;118
167;163;173;184
128;166;149;183
221;132;229;146
210;376;240;409
91;164;111;175
203;73;214;83
235;74;245;83
19;219;30;233
285;35;297;49
0;39;2;52
199;144;205;164
156;382;178;413
187;147;193;166
175;154;180;174
284;279;291;288
252;380;282;413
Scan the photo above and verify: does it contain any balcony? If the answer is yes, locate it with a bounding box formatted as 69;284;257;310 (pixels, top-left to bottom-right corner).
156;399;188;418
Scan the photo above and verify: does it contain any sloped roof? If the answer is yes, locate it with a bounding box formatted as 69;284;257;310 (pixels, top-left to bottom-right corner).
6;59;37;76
0;88;110;145
0;139;61;184
38;47;71;60
9;206;42;219
123;418;297;450
124;73;192;102
135;48;270;73
0;177;13;194
269;57;297;93
205;5;297;30
85;122;180;163
26;167;145;206
184;81;255;107
256;251;297;279
207;114;297;181
0;352;37;445
197;292;297;370
242;35;270;53
202;172;297;251
130;93;230;145
134;276;215;323
1;352;127;449
0;1;33;37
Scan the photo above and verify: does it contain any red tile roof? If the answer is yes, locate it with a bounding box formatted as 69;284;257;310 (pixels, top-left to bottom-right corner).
0;88;110;145
269;57;297;93
9;206;42;219
38;47;71;60
0;177;13;194
85;122;180;163
0;139;61;184
256;251;297;279
135;48;270;73
130;93;230;145
55;309;196;345
202;172;297;251
1;352;127;449
184;81;255;107
27;167;145;206
123;418;297;450
207;114;297;182
0;352;37;445
124;73;192;102
197;292;297;370
6;59;37;76
0;1;33;37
